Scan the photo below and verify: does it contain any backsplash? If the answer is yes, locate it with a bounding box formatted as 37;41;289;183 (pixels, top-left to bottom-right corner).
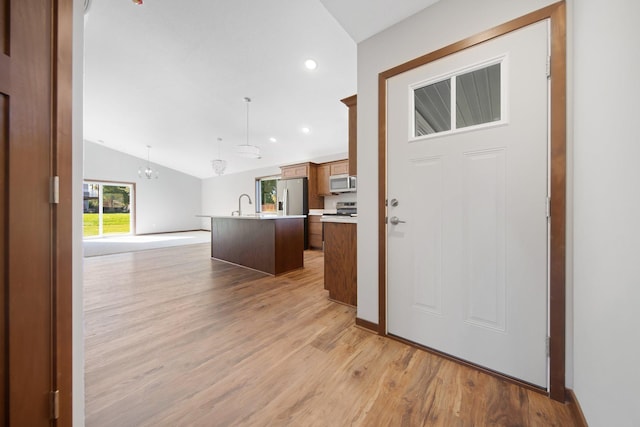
324;192;357;212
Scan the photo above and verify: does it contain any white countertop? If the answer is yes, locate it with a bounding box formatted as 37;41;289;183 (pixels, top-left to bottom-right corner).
197;214;306;220
320;215;357;224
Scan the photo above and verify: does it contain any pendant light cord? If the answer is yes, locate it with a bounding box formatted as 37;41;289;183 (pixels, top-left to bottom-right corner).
244;97;251;146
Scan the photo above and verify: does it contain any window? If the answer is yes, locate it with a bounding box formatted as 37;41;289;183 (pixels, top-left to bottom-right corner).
413;59;504;139
83;181;134;237
255;176;278;213
414;79;451;135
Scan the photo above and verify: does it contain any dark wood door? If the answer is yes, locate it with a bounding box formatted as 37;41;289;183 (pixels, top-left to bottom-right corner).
1;0;73;425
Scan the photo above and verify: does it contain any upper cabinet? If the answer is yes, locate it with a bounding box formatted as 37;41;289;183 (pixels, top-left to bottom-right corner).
330;160;349;176
340;94;357;176
281;163;310;179
317;159;349;196
317;164;331;196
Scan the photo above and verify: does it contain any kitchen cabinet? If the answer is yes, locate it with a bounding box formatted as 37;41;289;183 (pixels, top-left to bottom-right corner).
316;160;349;196
340;94;357;176
330;159;349;176
308;215;323;250
281;163;309;179
209;215;305;275
317;164;331;196
323;221;357;306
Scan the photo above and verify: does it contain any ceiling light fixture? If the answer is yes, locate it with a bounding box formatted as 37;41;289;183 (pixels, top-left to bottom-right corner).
269;137;277;143
138;145;159;179
236;97;261;159
301;127;311;134
211;137;227;176
304;59;317;70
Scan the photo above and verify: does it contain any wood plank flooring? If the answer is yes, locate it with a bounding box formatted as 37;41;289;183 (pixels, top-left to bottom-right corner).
84;244;579;426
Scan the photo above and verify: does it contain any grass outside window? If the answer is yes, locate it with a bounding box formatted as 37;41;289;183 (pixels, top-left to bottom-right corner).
83;213;131;237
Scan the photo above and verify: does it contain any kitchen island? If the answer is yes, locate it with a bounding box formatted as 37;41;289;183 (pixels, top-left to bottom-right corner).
203;215;305;275
321;215;357;306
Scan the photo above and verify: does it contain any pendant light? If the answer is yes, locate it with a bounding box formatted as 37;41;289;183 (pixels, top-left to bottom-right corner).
236;97;261;159
211;137;227;175
138;145;159;179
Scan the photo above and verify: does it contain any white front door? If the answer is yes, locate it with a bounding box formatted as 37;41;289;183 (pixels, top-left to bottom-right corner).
386;21;549;387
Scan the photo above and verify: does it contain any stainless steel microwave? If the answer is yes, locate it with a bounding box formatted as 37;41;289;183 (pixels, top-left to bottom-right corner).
329;174;356;193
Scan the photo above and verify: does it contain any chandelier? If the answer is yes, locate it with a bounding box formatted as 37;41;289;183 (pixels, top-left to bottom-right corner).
211;137;227;175
236;97;261;159
138;145;159;179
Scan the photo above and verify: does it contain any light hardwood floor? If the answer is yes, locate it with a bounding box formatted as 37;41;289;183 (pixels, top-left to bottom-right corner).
84;244;578;426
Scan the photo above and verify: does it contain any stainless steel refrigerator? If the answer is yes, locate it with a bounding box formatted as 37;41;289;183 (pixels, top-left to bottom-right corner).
277;177;309;248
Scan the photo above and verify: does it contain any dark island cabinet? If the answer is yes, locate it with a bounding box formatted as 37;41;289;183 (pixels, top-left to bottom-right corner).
323;221;357;306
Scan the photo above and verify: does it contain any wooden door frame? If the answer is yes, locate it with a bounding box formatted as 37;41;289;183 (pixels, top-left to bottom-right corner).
377;2;566;401
53;0;74;423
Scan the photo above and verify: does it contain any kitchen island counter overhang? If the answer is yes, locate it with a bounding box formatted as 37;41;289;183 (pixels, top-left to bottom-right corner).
199;215;306;275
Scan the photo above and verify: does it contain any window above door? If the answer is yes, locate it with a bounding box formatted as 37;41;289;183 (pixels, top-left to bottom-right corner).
411;56;506;140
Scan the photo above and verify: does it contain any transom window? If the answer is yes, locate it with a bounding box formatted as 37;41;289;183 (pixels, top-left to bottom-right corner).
412;58;505;139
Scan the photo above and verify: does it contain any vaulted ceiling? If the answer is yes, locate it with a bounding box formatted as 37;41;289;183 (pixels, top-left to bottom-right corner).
83;0;439;178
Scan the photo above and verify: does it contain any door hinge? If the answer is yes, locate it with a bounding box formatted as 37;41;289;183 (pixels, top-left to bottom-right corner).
50;390;59;420
546;55;551;79
50;176;60;204
545;336;550;357
546;196;551;219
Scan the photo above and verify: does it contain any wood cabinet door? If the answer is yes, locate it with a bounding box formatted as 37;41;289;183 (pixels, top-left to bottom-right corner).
317;164;331;195
323;222;357;306
330;160;349;176
308;216;323;249
1;0;73;424
281;164;308;179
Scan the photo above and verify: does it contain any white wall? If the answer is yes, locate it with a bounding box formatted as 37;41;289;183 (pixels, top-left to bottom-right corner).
572;1;640;426
84;141;202;234
324;192;357;212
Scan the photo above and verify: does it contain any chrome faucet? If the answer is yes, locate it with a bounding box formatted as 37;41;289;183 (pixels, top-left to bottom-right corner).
238;193;252;216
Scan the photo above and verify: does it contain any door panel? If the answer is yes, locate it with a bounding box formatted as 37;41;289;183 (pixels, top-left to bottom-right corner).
408;156;443;315
7;0;53;423
463;148;506;332
387;21;549;387
1;0;73;424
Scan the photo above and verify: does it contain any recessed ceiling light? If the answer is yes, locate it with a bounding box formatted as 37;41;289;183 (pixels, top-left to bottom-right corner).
269;137;277;143
304;59;317;70
301;127;311;134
